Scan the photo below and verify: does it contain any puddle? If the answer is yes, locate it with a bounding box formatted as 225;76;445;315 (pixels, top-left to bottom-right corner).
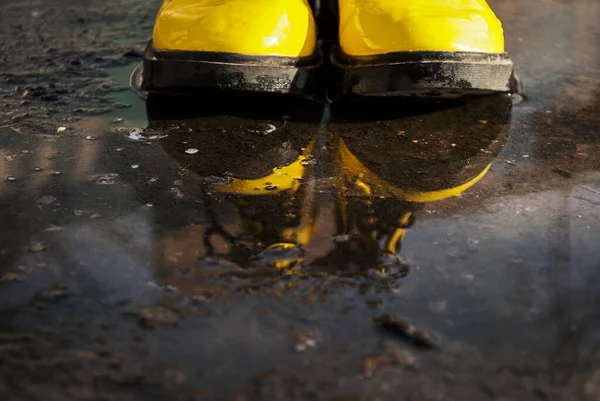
105;64;148;128
2;48;600;401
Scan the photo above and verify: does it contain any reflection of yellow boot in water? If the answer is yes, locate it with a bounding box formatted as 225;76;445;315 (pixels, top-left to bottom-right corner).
157;109;318;270
143;0;320;94
323;95;513;273
334;0;516;97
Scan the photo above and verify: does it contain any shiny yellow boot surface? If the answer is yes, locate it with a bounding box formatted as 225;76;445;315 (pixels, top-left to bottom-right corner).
339;0;505;57
153;0;317;58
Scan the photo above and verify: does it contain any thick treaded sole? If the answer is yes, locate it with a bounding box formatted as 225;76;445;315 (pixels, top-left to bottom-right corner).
331;49;518;98
141;42;323;96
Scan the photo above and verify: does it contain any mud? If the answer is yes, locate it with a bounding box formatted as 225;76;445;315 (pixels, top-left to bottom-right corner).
1;0;600;400
0;0;158;133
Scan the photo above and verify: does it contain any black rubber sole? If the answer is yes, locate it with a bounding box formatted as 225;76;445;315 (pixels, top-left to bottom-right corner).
331;49;518;98
140;42;323;96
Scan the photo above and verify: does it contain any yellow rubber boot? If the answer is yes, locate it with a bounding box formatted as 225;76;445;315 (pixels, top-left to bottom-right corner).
339;0;504;56
334;0;516;97
142;0;321;94
154;0;316;57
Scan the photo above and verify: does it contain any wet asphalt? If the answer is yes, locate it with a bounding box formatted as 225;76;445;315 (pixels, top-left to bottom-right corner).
1;0;600;400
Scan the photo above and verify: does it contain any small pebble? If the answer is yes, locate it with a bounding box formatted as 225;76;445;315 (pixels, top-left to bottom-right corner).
36;195;57;205
35;285;71;303
29;241;46;252
138;306;178;329
6;176;16;182
185;148;199;155
1;272;27;282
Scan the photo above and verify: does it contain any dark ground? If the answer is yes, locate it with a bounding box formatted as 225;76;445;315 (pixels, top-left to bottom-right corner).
1;0;600;400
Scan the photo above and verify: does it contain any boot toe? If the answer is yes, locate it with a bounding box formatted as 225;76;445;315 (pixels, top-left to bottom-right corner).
339;0;505;56
153;0;316;57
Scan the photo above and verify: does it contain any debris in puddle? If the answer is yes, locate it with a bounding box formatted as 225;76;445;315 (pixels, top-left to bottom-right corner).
68;350;99;360
138;306;178;329
28;241;46;252
373;315;440;349
56;126;67;133
111;118;124;124
169;187;184;199
300;158;317;166
333;234;351;244
163;285;178;293
362;348;415;378
466;238;480;252
6;176;16;182
294;331;320;352
124;128;167;142
96;173;118;185
250;123;277;135
263;124;277;134
257;243;303;269
552;168;572;179
204;175;233;185
113;102;131;109
185;148;199;154
35;285;71;303
1;272;27;283
376;254;410;277
36;195;57;205
191;295;209;304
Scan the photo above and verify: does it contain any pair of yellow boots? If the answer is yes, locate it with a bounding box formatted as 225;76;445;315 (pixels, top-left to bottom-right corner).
142;0;516;98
